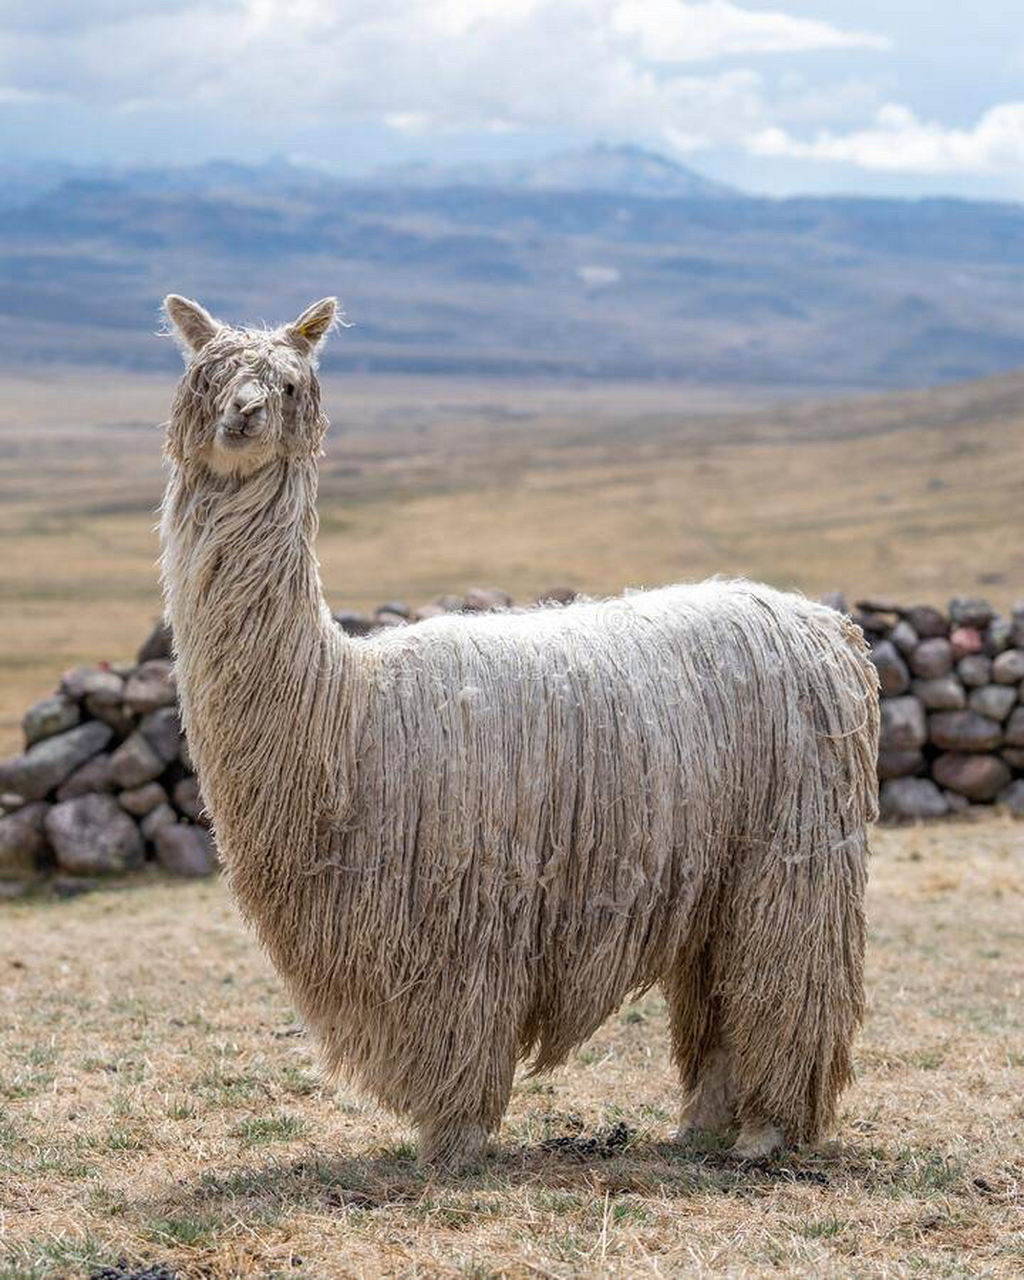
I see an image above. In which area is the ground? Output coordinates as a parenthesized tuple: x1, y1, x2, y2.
(1, 821, 1022, 1278)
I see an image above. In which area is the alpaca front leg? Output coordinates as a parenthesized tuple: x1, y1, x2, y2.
(416, 1115, 491, 1170)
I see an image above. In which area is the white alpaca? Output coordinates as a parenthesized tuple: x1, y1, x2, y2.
(159, 294, 879, 1167)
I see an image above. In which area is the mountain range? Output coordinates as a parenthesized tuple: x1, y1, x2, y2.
(3, 144, 1024, 388)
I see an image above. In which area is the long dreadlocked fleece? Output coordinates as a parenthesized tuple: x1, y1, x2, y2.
(160, 300, 880, 1165)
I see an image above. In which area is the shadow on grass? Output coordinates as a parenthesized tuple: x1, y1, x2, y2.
(131, 1124, 981, 1231)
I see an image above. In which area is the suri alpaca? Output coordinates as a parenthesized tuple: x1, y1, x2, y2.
(159, 294, 879, 1168)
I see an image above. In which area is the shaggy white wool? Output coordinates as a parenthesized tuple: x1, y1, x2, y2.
(159, 296, 880, 1167)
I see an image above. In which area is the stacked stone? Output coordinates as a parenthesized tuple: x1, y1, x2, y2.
(849, 595, 1024, 821)
(0, 621, 215, 894)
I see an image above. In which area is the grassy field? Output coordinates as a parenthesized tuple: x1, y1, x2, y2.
(3, 366, 1024, 750)
(0, 821, 1021, 1277)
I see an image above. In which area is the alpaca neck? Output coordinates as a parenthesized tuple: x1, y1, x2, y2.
(160, 457, 355, 859)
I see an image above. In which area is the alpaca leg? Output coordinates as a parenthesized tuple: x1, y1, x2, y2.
(716, 828, 869, 1156)
(416, 1115, 490, 1170)
(677, 1039, 734, 1139)
(663, 956, 734, 1142)
(411, 1031, 517, 1170)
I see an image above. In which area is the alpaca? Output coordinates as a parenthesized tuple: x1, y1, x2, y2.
(159, 294, 879, 1167)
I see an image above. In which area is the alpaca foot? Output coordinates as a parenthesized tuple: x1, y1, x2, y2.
(730, 1120, 783, 1160)
(417, 1118, 489, 1171)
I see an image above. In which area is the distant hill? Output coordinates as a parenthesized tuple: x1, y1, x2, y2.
(2, 149, 1024, 388)
(367, 143, 735, 199)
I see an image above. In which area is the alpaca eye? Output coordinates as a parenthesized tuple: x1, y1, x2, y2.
(285, 382, 296, 397)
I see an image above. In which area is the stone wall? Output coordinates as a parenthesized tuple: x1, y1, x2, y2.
(834, 592, 1024, 821)
(2, 585, 1021, 894)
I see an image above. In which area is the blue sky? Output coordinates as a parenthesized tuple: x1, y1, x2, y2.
(5, 0, 1024, 198)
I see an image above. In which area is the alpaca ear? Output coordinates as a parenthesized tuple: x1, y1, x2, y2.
(286, 297, 339, 353)
(163, 294, 220, 355)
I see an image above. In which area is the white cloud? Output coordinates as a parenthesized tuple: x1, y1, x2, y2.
(749, 101, 1024, 175)
(611, 0, 888, 62)
(0, 0, 884, 149)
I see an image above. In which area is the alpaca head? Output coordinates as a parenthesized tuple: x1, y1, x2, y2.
(162, 295, 339, 477)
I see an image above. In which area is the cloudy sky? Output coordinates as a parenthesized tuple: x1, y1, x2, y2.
(5, 0, 1024, 197)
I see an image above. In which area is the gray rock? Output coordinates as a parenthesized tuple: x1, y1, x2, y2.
(912, 676, 966, 711)
(536, 586, 577, 607)
(138, 707, 182, 763)
(154, 824, 218, 877)
(879, 778, 948, 821)
(949, 597, 995, 629)
(0, 802, 50, 879)
(1002, 747, 1024, 769)
(889, 620, 919, 655)
(333, 611, 374, 637)
(432, 593, 467, 613)
(172, 776, 206, 823)
(904, 605, 948, 638)
(968, 684, 1017, 723)
(22, 695, 80, 747)
(877, 749, 925, 780)
(56, 753, 115, 800)
(943, 790, 970, 814)
(118, 781, 168, 816)
(109, 732, 164, 789)
(376, 600, 411, 619)
(85, 696, 135, 737)
(0, 792, 26, 811)
(123, 660, 176, 714)
(909, 638, 954, 679)
(1004, 706, 1024, 747)
(933, 752, 1012, 801)
(997, 779, 1024, 817)
(0, 721, 113, 802)
(985, 619, 1013, 655)
(141, 802, 177, 841)
(136, 617, 173, 664)
(957, 655, 992, 688)
(929, 710, 1002, 752)
(412, 603, 446, 622)
(879, 696, 928, 751)
(44, 794, 144, 874)
(462, 586, 513, 612)
(870, 640, 910, 696)
(61, 665, 125, 705)
(374, 610, 408, 628)
(992, 649, 1024, 684)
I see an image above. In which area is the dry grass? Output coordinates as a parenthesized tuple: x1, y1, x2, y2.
(1, 821, 1022, 1278)
(4, 367, 1024, 750)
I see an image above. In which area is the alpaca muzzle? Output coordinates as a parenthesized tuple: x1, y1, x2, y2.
(219, 382, 269, 445)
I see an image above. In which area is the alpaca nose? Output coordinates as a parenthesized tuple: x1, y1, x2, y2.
(233, 393, 265, 419)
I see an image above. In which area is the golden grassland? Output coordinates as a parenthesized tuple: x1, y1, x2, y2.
(0, 821, 1022, 1278)
(3, 366, 1024, 751)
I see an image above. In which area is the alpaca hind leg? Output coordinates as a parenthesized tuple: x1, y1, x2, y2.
(717, 829, 869, 1157)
